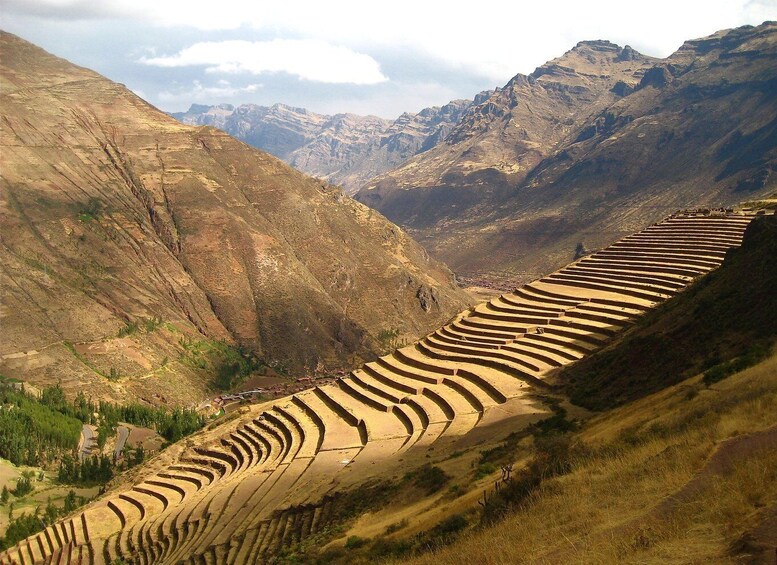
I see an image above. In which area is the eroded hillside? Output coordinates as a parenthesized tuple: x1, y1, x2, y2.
(0, 31, 470, 405)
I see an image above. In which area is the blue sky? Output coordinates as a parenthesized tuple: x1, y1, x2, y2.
(2, 0, 775, 118)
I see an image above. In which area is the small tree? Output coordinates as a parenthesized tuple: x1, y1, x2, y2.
(44, 499, 59, 524)
(1, 485, 8, 504)
(12, 476, 33, 497)
(573, 242, 587, 260)
(133, 446, 145, 467)
(63, 490, 77, 513)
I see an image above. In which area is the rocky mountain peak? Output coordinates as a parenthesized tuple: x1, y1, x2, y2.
(356, 23, 776, 290)
(573, 39, 622, 51)
(616, 44, 640, 61)
(667, 21, 775, 66)
(473, 89, 498, 104)
(530, 39, 651, 81)
(172, 96, 478, 193)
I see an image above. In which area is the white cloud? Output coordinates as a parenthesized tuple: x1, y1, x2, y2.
(141, 39, 388, 85)
(157, 80, 263, 104)
(316, 81, 462, 118)
(7, 0, 777, 85)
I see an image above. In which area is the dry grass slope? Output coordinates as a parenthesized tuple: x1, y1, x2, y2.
(399, 351, 777, 565)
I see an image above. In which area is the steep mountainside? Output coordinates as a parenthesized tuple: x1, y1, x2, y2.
(173, 97, 480, 194)
(356, 23, 777, 284)
(363, 40, 658, 196)
(0, 31, 470, 405)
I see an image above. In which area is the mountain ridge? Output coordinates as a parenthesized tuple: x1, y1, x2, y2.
(171, 96, 485, 194)
(355, 22, 777, 284)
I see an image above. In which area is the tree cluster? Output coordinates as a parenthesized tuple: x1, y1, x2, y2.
(96, 401, 204, 444)
(0, 383, 81, 466)
(57, 454, 113, 485)
(0, 380, 204, 469)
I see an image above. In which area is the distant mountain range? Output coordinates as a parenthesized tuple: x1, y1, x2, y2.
(171, 95, 491, 194)
(174, 24, 776, 287)
(356, 22, 777, 283)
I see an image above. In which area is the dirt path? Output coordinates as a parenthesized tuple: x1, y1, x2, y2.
(79, 424, 96, 461)
(114, 425, 130, 460)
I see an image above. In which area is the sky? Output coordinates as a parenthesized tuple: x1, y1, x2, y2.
(2, 0, 776, 118)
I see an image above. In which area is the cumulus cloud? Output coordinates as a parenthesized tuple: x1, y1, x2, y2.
(6, 0, 777, 83)
(141, 39, 388, 85)
(156, 80, 264, 107)
(4, 0, 776, 115)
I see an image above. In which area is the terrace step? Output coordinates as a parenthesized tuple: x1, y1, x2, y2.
(293, 389, 365, 450)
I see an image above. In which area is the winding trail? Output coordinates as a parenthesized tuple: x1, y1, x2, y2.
(79, 425, 96, 462)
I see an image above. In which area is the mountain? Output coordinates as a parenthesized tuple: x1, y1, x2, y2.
(0, 31, 470, 406)
(356, 23, 777, 285)
(172, 97, 481, 194)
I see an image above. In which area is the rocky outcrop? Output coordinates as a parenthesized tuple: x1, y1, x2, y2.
(0, 31, 471, 405)
(360, 40, 657, 197)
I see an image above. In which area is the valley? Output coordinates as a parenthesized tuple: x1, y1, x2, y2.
(1, 16, 776, 565)
(171, 98, 481, 195)
(2, 207, 771, 564)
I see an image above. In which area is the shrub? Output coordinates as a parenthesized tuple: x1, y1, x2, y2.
(11, 476, 33, 498)
(384, 518, 409, 534)
(432, 514, 468, 536)
(345, 535, 367, 550)
(702, 365, 728, 386)
(703, 342, 772, 386)
(444, 484, 465, 499)
(405, 464, 451, 495)
(377, 328, 404, 351)
(368, 537, 413, 559)
(475, 462, 498, 480)
(480, 435, 582, 524)
(117, 321, 139, 337)
(77, 197, 103, 223)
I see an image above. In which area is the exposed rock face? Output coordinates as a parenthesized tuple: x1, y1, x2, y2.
(0, 31, 470, 405)
(172, 98, 478, 194)
(364, 40, 657, 197)
(355, 23, 777, 284)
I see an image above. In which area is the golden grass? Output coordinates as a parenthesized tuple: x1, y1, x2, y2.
(396, 352, 777, 564)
